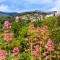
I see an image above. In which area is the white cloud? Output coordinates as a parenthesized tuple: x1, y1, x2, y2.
(0, 5, 12, 12)
(0, 0, 60, 12)
(47, 0, 60, 11)
(16, 9, 31, 13)
(16, 8, 42, 13)
(23, 0, 60, 11)
(49, 7, 60, 11)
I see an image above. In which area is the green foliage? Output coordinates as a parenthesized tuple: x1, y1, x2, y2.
(19, 26, 28, 37)
(44, 16, 58, 30)
(19, 19, 30, 27)
(12, 21, 20, 38)
(20, 52, 31, 60)
(57, 15, 60, 26)
(44, 16, 60, 43)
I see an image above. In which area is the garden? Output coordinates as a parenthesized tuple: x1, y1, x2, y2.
(0, 15, 60, 60)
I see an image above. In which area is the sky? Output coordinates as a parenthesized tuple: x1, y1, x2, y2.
(0, 0, 60, 12)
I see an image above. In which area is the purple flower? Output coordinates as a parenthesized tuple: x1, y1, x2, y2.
(13, 47, 19, 53)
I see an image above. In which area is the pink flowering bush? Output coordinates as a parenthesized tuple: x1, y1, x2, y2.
(3, 20, 11, 30)
(33, 45, 40, 57)
(27, 23, 60, 60)
(0, 50, 7, 60)
(45, 39, 54, 51)
(0, 18, 60, 60)
(3, 20, 13, 41)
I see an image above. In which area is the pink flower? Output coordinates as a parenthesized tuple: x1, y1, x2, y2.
(33, 50, 38, 57)
(34, 45, 40, 49)
(3, 20, 11, 30)
(45, 45, 49, 49)
(13, 47, 19, 53)
(0, 50, 7, 60)
(42, 25, 48, 33)
(47, 47, 54, 51)
(47, 39, 53, 44)
(3, 33, 13, 40)
(43, 25, 48, 30)
(33, 45, 40, 57)
(45, 39, 54, 51)
(4, 21, 10, 25)
(42, 52, 47, 57)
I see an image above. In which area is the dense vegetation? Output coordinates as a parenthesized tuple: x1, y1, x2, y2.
(0, 15, 60, 60)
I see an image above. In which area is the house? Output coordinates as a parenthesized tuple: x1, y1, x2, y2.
(45, 11, 57, 18)
(55, 11, 60, 16)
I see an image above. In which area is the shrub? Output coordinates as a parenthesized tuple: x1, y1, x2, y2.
(44, 16, 60, 43)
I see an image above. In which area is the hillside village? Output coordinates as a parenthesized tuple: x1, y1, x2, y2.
(15, 10, 58, 22)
